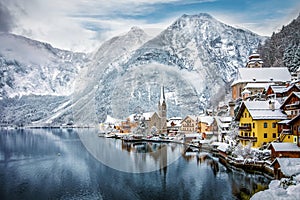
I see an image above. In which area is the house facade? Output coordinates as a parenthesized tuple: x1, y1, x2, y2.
(180, 115, 199, 133)
(235, 100, 288, 148)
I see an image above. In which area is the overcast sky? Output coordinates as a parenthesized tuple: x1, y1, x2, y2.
(1, 0, 299, 52)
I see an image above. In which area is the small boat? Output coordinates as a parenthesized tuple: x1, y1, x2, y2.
(104, 133, 117, 138)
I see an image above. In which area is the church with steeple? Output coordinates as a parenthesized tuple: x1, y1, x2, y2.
(158, 86, 167, 133)
(121, 86, 168, 134)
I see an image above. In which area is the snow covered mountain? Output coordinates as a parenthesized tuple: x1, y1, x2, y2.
(0, 13, 266, 126)
(0, 33, 88, 99)
(93, 13, 265, 122)
(0, 33, 88, 125)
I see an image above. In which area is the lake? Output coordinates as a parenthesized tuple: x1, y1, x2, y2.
(0, 128, 270, 200)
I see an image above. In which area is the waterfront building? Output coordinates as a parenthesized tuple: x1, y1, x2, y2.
(215, 116, 232, 142)
(271, 158, 300, 179)
(167, 117, 182, 134)
(268, 142, 300, 161)
(235, 100, 288, 148)
(180, 115, 199, 133)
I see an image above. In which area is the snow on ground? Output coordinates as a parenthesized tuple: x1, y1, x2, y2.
(251, 174, 300, 200)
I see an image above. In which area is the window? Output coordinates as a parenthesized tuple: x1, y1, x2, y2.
(294, 137, 297, 143)
(241, 132, 244, 136)
(245, 113, 247, 118)
(264, 122, 268, 128)
(264, 133, 267, 138)
(253, 123, 255, 128)
(252, 142, 256, 147)
(272, 123, 276, 128)
(273, 133, 276, 138)
(253, 132, 255, 137)
(245, 132, 248, 137)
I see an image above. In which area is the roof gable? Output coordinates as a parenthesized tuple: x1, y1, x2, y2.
(280, 92, 300, 109)
(269, 142, 300, 152)
(236, 100, 287, 120)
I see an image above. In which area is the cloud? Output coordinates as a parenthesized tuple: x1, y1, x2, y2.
(2, 0, 299, 52)
(0, 1, 15, 32)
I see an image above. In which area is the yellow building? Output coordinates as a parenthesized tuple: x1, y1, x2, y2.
(235, 100, 288, 148)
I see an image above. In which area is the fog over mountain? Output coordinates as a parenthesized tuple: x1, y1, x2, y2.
(0, 13, 267, 126)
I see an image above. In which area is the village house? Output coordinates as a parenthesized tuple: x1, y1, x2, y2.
(180, 115, 199, 133)
(268, 142, 300, 161)
(235, 100, 287, 148)
(266, 84, 300, 100)
(271, 158, 300, 179)
(167, 117, 182, 135)
(215, 116, 232, 142)
(280, 92, 300, 119)
(277, 92, 300, 146)
(197, 116, 217, 139)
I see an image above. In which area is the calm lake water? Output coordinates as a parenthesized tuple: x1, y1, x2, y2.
(0, 128, 270, 200)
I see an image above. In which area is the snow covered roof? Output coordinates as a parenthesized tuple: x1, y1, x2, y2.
(105, 115, 121, 124)
(245, 83, 273, 90)
(270, 142, 300, 152)
(280, 92, 300, 109)
(217, 143, 230, 152)
(272, 158, 300, 177)
(240, 100, 287, 120)
(220, 117, 232, 123)
(128, 112, 156, 122)
(167, 118, 182, 127)
(241, 89, 251, 94)
(143, 112, 156, 120)
(268, 85, 287, 93)
(277, 119, 292, 124)
(199, 116, 214, 125)
(232, 67, 291, 86)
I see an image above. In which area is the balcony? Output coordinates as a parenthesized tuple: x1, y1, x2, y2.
(281, 129, 292, 134)
(239, 124, 252, 131)
(285, 101, 300, 110)
(237, 135, 257, 142)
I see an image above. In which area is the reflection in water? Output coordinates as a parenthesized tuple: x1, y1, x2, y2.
(0, 129, 270, 200)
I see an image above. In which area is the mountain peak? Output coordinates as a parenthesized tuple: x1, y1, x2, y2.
(127, 26, 148, 38)
(181, 13, 213, 20)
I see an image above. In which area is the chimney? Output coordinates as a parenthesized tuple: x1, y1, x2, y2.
(269, 100, 275, 111)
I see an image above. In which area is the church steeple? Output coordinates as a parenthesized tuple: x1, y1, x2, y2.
(160, 86, 165, 105)
(158, 86, 167, 133)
